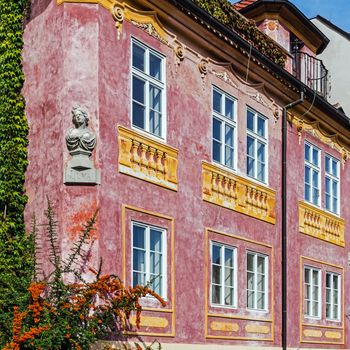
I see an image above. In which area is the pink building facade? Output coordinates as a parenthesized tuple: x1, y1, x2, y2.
(23, 0, 350, 349)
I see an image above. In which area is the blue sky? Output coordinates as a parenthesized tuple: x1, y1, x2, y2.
(288, 0, 350, 32)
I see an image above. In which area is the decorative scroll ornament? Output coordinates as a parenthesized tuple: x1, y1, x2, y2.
(64, 106, 100, 185)
(198, 59, 208, 86)
(112, 3, 124, 40)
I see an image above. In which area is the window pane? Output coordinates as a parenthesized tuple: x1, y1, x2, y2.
(257, 117, 265, 137)
(325, 156, 330, 173)
(225, 248, 234, 268)
(150, 111, 161, 137)
(247, 272, 254, 290)
(212, 285, 221, 304)
(312, 170, 319, 188)
(150, 252, 162, 275)
(247, 110, 254, 131)
(133, 76, 145, 103)
(326, 273, 331, 288)
(150, 275, 162, 295)
(149, 53, 161, 80)
(305, 183, 311, 202)
(212, 265, 221, 284)
(312, 270, 319, 286)
(333, 197, 338, 214)
(225, 267, 234, 287)
(247, 290, 254, 308)
(133, 225, 145, 248)
(132, 43, 145, 71)
(312, 301, 319, 316)
(257, 142, 265, 162)
(332, 159, 338, 176)
(304, 268, 310, 283)
(247, 254, 254, 272)
(212, 245, 221, 265)
(224, 287, 234, 306)
(257, 274, 265, 291)
(213, 118, 221, 140)
(225, 97, 234, 119)
(225, 146, 234, 168)
(225, 125, 234, 147)
(149, 85, 161, 111)
(150, 229, 162, 252)
(247, 136, 255, 157)
(312, 148, 319, 166)
(133, 249, 145, 272)
(305, 143, 310, 161)
(257, 161, 265, 181)
(213, 141, 221, 163)
(257, 291, 265, 309)
(133, 272, 146, 287)
(133, 103, 145, 128)
(257, 256, 265, 273)
(213, 90, 222, 114)
(305, 166, 311, 184)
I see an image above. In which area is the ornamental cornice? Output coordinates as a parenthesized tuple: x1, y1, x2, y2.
(289, 113, 350, 165)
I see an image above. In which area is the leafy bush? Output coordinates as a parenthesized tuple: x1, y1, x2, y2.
(2, 202, 165, 350)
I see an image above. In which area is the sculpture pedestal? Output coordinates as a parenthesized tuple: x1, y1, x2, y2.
(64, 150, 100, 185)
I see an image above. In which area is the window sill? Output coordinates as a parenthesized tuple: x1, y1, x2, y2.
(202, 161, 276, 224)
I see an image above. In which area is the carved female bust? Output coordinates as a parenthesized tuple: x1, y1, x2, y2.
(66, 106, 96, 154)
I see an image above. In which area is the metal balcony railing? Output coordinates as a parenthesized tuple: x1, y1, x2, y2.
(292, 51, 329, 99)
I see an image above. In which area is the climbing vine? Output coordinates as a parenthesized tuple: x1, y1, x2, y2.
(0, 0, 34, 347)
(192, 0, 286, 66)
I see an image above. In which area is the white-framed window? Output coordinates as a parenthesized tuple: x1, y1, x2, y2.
(326, 272, 340, 321)
(246, 251, 268, 311)
(325, 155, 340, 214)
(246, 108, 268, 183)
(304, 142, 321, 206)
(132, 222, 167, 298)
(211, 242, 237, 307)
(131, 39, 166, 138)
(304, 266, 321, 318)
(212, 87, 237, 170)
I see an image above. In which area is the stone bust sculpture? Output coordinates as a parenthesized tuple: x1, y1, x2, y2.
(66, 106, 96, 154)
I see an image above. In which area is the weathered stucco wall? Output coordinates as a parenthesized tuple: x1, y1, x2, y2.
(22, 1, 349, 348)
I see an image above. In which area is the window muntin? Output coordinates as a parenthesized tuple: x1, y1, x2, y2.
(211, 242, 236, 307)
(325, 155, 340, 214)
(246, 252, 268, 310)
(326, 272, 340, 321)
(212, 88, 237, 170)
(132, 222, 166, 298)
(304, 142, 321, 206)
(246, 108, 268, 183)
(304, 266, 321, 318)
(131, 40, 165, 138)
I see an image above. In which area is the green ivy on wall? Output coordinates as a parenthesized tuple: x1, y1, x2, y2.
(192, 0, 286, 66)
(0, 0, 34, 346)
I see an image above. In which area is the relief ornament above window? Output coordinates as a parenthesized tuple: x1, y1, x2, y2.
(64, 106, 100, 185)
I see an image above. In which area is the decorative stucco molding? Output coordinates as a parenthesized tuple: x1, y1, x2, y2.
(211, 62, 280, 122)
(298, 201, 345, 247)
(56, 0, 114, 10)
(202, 162, 276, 224)
(118, 126, 178, 191)
(129, 315, 168, 328)
(289, 113, 350, 165)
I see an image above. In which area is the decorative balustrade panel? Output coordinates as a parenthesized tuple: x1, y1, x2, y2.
(118, 126, 178, 191)
(299, 201, 345, 247)
(202, 162, 276, 224)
